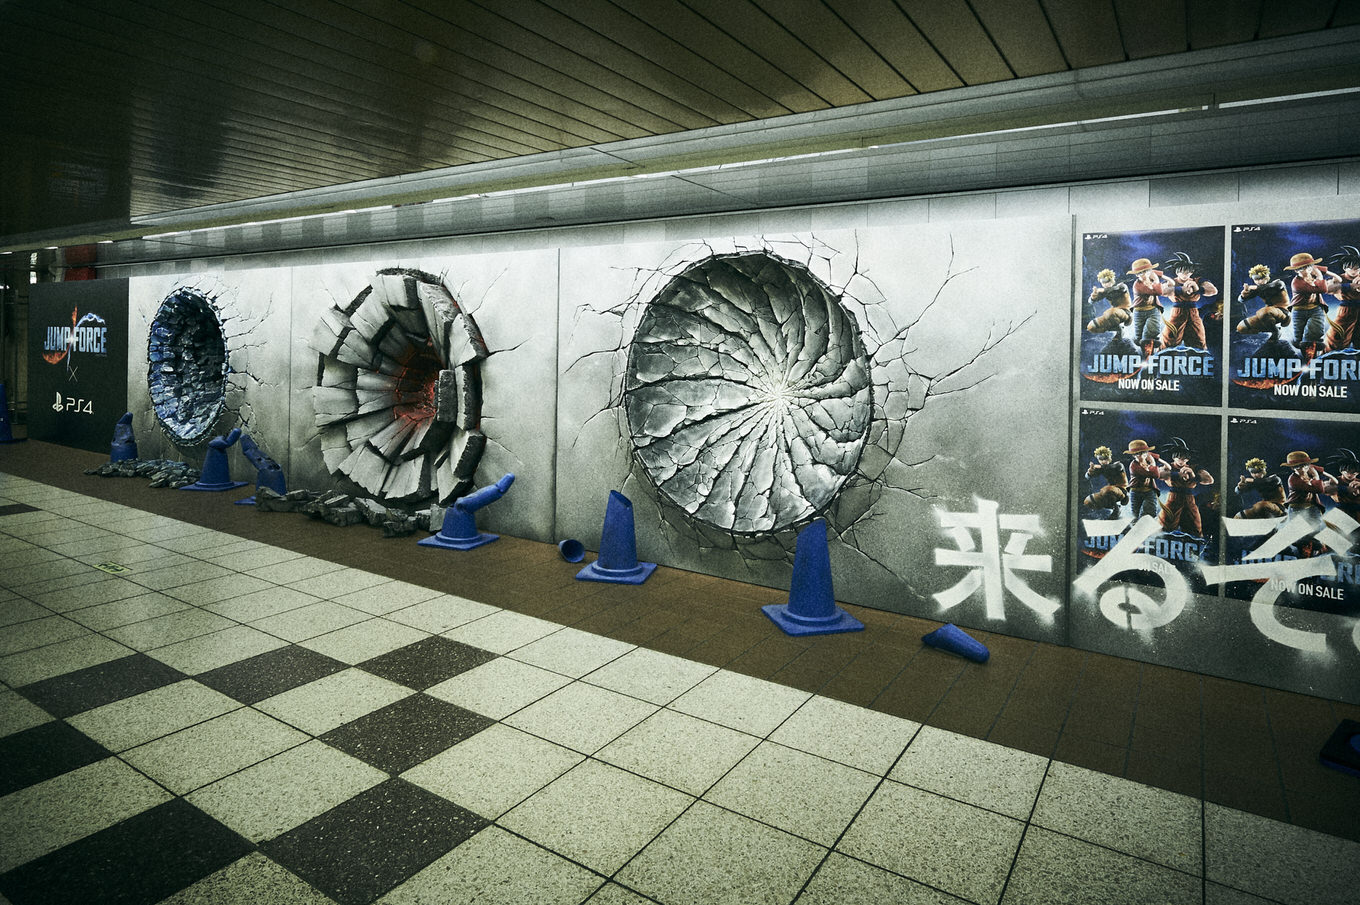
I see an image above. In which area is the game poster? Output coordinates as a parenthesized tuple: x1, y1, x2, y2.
(27, 279, 130, 454)
(1221, 416, 1359, 617)
(1228, 219, 1360, 413)
(1075, 408, 1222, 608)
(1079, 227, 1225, 406)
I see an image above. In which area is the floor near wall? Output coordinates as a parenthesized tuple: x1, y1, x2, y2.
(8, 439, 1360, 905)
(3, 438, 1356, 850)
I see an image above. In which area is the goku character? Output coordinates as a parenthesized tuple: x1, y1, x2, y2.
(1160, 252, 1218, 350)
(1323, 448, 1360, 523)
(1234, 457, 1285, 518)
(1325, 245, 1360, 353)
(1082, 445, 1128, 518)
(1129, 258, 1173, 360)
(1158, 437, 1213, 535)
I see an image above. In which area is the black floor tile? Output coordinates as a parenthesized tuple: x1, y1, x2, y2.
(0, 503, 40, 516)
(0, 720, 112, 796)
(0, 798, 253, 905)
(197, 644, 347, 704)
(320, 694, 494, 774)
(261, 778, 487, 905)
(16, 654, 186, 718)
(357, 636, 497, 690)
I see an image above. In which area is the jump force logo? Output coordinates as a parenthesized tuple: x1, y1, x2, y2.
(41, 307, 109, 376)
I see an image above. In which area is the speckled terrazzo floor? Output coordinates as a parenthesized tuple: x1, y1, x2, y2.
(1, 452, 1359, 904)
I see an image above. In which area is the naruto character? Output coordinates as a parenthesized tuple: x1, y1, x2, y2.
(1235, 264, 1299, 358)
(1082, 445, 1129, 518)
(1285, 252, 1331, 362)
(1234, 457, 1285, 518)
(1129, 258, 1173, 360)
(1086, 270, 1138, 356)
(1323, 448, 1360, 523)
(1325, 245, 1360, 353)
(1124, 438, 1166, 520)
(1158, 437, 1214, 535)
(1160, 251, 1218, 351)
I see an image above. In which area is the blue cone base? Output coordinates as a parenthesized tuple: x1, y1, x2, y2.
(418, 531, 499, 550)
(1319, 720, 1360, 778)
(180, 480, 249, 492)
(577, 560, 656, 584)
(234, 496, 257, 506)
(922, 623, 990, 663)
(762, 602, 864, 636)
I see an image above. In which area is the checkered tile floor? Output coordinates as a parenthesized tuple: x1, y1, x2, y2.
(2, 473, 1358, 905)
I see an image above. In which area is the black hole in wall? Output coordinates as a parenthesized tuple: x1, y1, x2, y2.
(148, 288, 229, 445)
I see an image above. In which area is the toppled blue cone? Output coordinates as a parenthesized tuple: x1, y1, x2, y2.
(922, 623, 990, 663)
(1319, 719, 1360, 778)
(0, 382, 23, 444)
(235, 433, 286, 505)
(420, 473, 515, 550)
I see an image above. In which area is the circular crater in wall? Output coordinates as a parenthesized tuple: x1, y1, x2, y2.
(148, 288, 229, 444)
(310, 268, 488, 503)
(625, 251, 873, 534)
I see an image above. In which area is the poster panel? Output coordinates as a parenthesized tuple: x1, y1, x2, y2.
(1074, 407, 1221, 603)
(27, 280, 130, 453)
(1222, 415, 1359, 617)
(1078, 227, 1224, 406)
(1228, 218, 1360, 412)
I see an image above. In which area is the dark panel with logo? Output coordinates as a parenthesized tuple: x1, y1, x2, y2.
(28, 280, 130, 453)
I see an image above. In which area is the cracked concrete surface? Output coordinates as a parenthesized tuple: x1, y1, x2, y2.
(310, 268, 488, 504)
(625, 252, 872, 534)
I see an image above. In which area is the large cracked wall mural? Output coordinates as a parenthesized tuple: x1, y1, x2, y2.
(625, 252, 873, 535)
(558, 224, 1072, 644)
(309, 267, 487, 503)
(119, 211, 1357, 705)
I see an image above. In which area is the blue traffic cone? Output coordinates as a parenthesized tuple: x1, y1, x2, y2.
(577, 490, 656, 584)
(181, 428, 249, 492)
(922, 623, 990, 663)
(235, 434, 286, 505)
(558, 539, 585, 562)
(0, 383, 24, 444)
(109, 412, 138, 462)
(419, 473, 515, 550)
(763, 519, 864, 636)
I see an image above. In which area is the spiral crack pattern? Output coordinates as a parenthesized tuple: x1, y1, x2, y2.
(625, 252, 872, 534)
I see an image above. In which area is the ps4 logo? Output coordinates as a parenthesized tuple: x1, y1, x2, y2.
(1081, 409, 1105, 416)
(51, 391, 94, 415)
(1084, 234, 1108, 240)
(1229, 417, 1258, 424)
(1233, 226, 1262, 232)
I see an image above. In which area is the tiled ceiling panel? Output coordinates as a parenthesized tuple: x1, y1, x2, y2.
(0, 0, 1354, 246)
